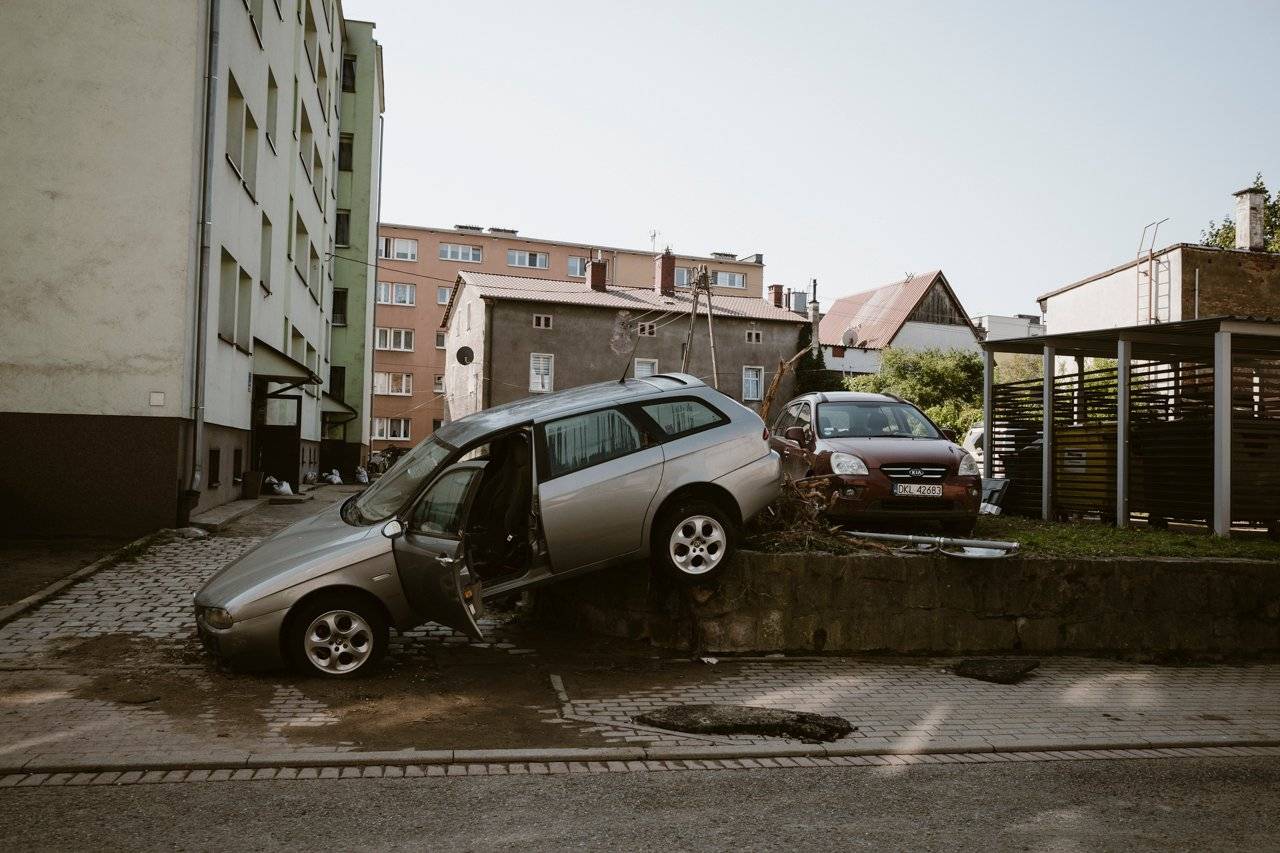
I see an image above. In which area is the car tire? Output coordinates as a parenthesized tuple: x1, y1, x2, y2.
(286, 592, 388, 678)
(652, 499, 737, 585)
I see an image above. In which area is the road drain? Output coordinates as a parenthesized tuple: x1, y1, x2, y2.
(635, 704, 855, 743)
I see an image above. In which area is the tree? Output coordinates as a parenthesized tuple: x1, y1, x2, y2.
(793, 323, 845, 393)
(847, 348, 984, 434)
(1201, 173, 1280, 252)
(995, 352, 1041, 384)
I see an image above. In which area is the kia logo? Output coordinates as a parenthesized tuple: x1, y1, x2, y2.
(909, 467, 924, 478)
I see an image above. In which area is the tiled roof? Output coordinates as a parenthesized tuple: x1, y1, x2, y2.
(818, 271, 943, 349)
(446, 271, 808, 326)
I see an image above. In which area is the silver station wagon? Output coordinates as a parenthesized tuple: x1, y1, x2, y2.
(194, 374, 781, 677)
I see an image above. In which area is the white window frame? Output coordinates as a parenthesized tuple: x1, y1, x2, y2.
(745, 329, 762, 344)
(508, 249, 549, 269)
(713, 270, 747, 289)
(374, 371, 413, 396)
(742, 366, 764, 401)
(380, 237, 417, 261)
(394, 283, 416, 305)
(532, 313, 553, 329)
(439, 243, 482, 263)
(567, 256, 587, 277)
(435, 330, 446, 349)
(374, 417, 411, 441)
(437, 286, 451, 305)
(375, 327, 415, 351)
(637, 321, 656, 337)
(674, 267, 693, 288)
(529, 353, 554, 393)
(634, 358, 658, 378)
(433, 374, 445, 393)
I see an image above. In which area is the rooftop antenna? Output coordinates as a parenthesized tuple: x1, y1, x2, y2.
(649, 229, 661, 252)
(1135, 217, 1171, 324)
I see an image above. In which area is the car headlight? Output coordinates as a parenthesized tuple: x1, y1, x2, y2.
(957, 452, 980, 476)
(830, 452, 869, 476)
(201, 607, 234, 630)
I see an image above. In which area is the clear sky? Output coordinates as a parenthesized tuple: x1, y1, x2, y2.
(343, 0, 1279, 314)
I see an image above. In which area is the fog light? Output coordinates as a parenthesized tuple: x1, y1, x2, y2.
(202, 607, 234, 630)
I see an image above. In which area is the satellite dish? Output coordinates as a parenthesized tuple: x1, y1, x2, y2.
(456, 346, 474, 365)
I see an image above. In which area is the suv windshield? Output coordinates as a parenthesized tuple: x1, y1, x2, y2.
(816, 401, 941, 439)
(345, 436, 455, 525)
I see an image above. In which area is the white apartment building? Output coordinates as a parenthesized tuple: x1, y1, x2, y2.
(0, 0, 375, 535)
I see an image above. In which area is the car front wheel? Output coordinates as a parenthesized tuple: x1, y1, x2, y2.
(287, 593, 388, 678)
(652, 499, 736, 584)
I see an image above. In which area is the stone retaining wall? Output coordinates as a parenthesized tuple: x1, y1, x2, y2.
(532, 551, 1280, 656)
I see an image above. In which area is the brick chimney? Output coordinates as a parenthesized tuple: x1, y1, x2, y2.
(587, 255, 607, 291)
(1234, 186, 1267, 251)
(653, 248, 675, 296)
(768, 283, 783, 308)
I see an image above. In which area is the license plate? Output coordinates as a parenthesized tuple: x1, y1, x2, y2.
(894, 483, 942, 497)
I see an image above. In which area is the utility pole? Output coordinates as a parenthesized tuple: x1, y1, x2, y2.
(808, 278, 821, 358)
(680, 278, 701, 373)
(703, 267, 719, 389)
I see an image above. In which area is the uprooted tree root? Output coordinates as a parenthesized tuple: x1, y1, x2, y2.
(743, 476, 893, 556)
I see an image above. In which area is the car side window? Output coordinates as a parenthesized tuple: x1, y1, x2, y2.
(773, 403, 798, 436)
(639, 399, 725, 439)
(410, 468, 479, 537)
(794, 403, 813, 436)
(542, 408, 643, 479)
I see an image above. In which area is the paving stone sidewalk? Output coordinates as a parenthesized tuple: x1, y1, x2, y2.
(1, 499, 1278, 775)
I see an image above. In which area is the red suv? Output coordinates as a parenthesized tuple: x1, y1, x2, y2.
(769, 391, 980, 534)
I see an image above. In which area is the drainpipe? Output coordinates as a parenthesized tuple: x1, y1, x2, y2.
(184, 0, 220, 520)
(367, 113, 385, 451)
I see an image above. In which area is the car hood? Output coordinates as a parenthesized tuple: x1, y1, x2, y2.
(195, 500, 390, 610)
(818, 437, 963, 468)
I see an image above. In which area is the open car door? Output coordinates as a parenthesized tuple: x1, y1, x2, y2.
(390, 462, 486, 640)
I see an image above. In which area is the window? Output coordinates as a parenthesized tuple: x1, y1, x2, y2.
(439, 243, 482, 263)
(298, 107, 314, 179)
(373, 417, 411, 441)
(331, 288, 347, 325)
(329, 365, 346, 400)
(634, 358, 658, 378)
(217, 249, 251, 349)
(713, 271, 747, 289)
(435, 330, 446, 349)
(208, 448, 222, 487)
(259, 212, 272, 292)
(341, 54, 357, 92)
(246, 0, 265, 37)
(507, 249, 549, 269)
(392, 283, 416, 305)
(636, 322, 656, 337)
(432, 418, 443, 432)
(742, 366, 764, 401)
(567, 256, 587, 277)
(224, 74, 258, 193)
(374, 372, 413, 396)
(745, 329, 762, 344)
(675, 267, 693, 287)
(266, 69, 279, 147)
(338, 133, 353, 171)
(308, 243, 321, 294)
(815, 401, 941, 439)
(375, 327, 414, 351)
(437, 286, 451, 305)
(409, 468, 477, 536)
(378, 236, 418, 261)
(233, 448, 244, 481)
(335, 209, 350, 246)
(543, 409, 642, 479)
(529, 353, 554, 393)
(433, 375, 444, 393)
(236, 267, 252, 346)
(640, 399, 725, 438)
(533, 314, 553, 329)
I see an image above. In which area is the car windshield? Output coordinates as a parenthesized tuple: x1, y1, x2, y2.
(816, 401, 940, 439)
(345, 436, 456, 525)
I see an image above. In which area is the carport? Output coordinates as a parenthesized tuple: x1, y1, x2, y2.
(980, 316, 1280, 536)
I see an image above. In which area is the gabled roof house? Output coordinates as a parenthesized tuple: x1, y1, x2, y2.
(818, 271, 980, 374)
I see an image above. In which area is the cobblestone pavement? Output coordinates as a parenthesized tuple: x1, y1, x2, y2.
(2, 494, 1279, 776)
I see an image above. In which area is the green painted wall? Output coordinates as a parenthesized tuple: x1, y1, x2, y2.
(329, 19, 383, 456)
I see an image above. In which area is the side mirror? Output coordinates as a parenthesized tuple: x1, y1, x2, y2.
(784, 426, 807, 444)
(942, 428, 958, 442)
(381, 519, 404, 539)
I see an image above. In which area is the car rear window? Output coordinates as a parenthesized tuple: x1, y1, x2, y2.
(543, 408, 643, 479)
(639, 399, 725, 438)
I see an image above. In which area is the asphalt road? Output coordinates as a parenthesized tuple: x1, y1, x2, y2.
(4, 758, 1278, 851)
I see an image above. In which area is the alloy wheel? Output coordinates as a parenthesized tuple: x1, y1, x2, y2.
(668, 515, 727, 576)
(304, 609, 374, 675)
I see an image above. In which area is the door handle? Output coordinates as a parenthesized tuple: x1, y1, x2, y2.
(435, 555, 456, 566)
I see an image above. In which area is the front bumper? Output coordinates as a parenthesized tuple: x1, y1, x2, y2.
(195, 606, 290, 671)
(816, 473, 981, 523)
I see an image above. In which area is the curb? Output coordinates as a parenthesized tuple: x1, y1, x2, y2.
(0, 530, 163, 630)
(191, 498, 269, 531)
(8, 736, 1280, 777)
